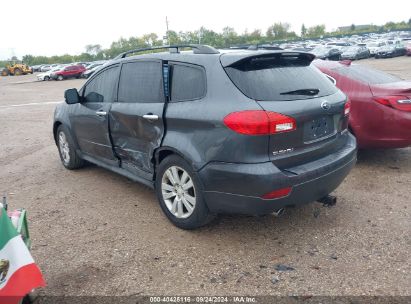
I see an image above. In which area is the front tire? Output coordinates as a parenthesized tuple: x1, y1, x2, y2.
(155, 155, 214, 229)
(56, 125, 85, 170)
(14, 68, 22, 76)
(57, 75, 64, 81)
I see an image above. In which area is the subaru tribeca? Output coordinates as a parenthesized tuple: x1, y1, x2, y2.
(53, 44, 357, 229)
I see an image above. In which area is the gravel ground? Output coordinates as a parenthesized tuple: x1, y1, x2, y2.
(0, 57, 410, 297)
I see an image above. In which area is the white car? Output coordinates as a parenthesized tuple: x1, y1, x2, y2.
(40, 64, 60, 72)
(367, 41, 388, 56)
(37, 66, 64, 81)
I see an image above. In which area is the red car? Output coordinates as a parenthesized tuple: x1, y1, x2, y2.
(314, 59, 411, 149)
(406, 42, 411, 56)
(51, 65, 85, 81)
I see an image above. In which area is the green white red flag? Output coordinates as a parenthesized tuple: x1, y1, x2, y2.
(0, 208, 45, 304)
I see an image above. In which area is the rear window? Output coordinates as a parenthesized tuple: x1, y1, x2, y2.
(225, 55, 338, 101)
(170, 63, 206, 101)
(333, 64, 402, 84)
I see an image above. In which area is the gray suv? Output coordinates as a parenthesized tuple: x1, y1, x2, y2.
(54, 44, 357, 229)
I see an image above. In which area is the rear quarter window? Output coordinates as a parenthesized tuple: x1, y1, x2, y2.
(225, 55, 338, 101)
(170, 63, 206, 101)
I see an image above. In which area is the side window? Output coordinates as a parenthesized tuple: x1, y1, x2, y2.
(170, 64, 206, 102)
(83, 66, 119, 103)
(118, 61, 163, 103)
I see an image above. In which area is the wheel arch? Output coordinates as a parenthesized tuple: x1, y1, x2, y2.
(153, 147, 199, 183)
(53, 121, 63, 145)
(53, 121, 80, 151)
(154, 147, 192, 167)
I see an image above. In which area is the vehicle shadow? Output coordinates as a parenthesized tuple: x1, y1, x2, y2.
(192, 202, 341, 246)
(356, 147, 411, 170)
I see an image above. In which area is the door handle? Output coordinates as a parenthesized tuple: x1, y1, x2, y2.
(143, 114, 159, 121)
(96, 111, 107, 116)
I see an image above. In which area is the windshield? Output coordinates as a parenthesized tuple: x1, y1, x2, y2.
(224, 55, 338, 101)
(344, 46, 359, 52)
(334, 64, 402, 85)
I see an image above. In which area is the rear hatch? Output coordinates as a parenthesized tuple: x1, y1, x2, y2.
(222, 51, 349, 169)
(369, 81, 411, 112)
(369, 81, 411, 96)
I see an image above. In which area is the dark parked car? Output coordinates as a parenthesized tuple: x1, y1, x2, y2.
(310, 47, 342, 60)
(51, 65, 85, 80)
(53, 45, 356, 229)
(375, 44, 406, 58)
(32, 65, 43, 72)
(341, 46, 370, 60)
(314, 59, 411, 149)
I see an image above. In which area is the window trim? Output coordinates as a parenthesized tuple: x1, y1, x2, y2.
(324, 73, 337, 85)
(81, 64, 120, 103)
(117, 59, 165, 104)
(168, 61, 207, 103)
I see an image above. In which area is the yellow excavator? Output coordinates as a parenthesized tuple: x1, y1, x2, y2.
(1, 61, 33, 76)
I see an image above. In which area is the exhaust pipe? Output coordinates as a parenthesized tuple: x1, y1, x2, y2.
(317, 195, 337, 207)
(272, 208, 285, 217)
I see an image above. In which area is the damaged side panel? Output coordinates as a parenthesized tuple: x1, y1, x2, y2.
(108, 59, 166, 179)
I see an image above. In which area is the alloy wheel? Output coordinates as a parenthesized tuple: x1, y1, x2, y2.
(58, 131, 70, 164)
(161, 166, 196, 219)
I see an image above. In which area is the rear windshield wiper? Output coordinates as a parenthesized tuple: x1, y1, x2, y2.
(280, 88, 320, 96)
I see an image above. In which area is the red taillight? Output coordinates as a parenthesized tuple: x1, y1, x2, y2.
(223, 110, 296, 135)
(373, 95, 411, 112)
(344, 99, 351, 116)
(262, 187, 292, 200)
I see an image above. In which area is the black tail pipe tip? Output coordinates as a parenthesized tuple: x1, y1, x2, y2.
(317, 195, 337, 207)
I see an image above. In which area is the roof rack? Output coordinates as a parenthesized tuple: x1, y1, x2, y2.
(247, 44, 283, 51)
(114, 44, 219, 59)
(228, 44, 283, 51)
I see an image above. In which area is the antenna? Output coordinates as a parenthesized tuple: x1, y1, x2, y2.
(164, 16, 169, 44)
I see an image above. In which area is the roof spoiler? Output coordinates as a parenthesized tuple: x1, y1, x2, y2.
(114, 44, 219, 59)
(220, 51, 316, 67)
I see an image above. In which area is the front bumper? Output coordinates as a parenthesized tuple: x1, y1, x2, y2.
(199, 134, 357, 215)
(376, 52, 394, 58)
(341, 55, 356, 60)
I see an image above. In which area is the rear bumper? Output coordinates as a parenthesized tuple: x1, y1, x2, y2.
(352, 103, 411, 149)
(199, 134, 357, 215)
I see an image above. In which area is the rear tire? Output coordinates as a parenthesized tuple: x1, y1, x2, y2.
(44, 76, 50, 81)
(56, 125, 85, 170)
(1, 69, 9, 76)
(155, 155, 215, 229)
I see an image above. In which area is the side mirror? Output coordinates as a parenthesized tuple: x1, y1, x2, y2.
(64, 88, 80, 104)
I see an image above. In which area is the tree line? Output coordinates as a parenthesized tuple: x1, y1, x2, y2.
(2, 19, 410, 66)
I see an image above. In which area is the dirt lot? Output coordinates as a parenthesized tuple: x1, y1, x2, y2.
(0, 57, 410, 297)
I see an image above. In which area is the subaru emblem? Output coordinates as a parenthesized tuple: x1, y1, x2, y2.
(321, 101, 331, 110)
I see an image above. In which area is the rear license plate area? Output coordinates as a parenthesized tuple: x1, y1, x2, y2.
(304, 116, 335, 143)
